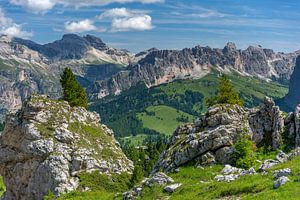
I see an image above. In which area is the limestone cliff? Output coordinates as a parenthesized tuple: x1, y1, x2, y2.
(0, 95, 133, 200)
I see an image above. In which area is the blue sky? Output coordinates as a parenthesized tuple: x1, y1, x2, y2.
(0, 0, 299, 53)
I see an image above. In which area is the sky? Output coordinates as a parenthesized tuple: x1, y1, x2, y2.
(0, 0, 299, 53)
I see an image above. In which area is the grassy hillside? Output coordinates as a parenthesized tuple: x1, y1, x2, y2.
(90, 72, 288, 145)
(138, 154, 300, 200)
(137, 105, 195, 136)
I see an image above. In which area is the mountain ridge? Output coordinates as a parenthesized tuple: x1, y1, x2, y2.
(0, 33, 299, 121)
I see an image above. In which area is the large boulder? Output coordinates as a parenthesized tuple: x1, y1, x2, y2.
(152, 104, 251, 173)
(0, 95, 133, 200)
(249, 97, 284, 150)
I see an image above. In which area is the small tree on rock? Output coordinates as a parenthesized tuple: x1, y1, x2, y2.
(60, 68, 88, 108)
(206, 74, 244, 107)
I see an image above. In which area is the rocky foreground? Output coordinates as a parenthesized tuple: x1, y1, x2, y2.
(123, 97, 300, 200)
(0, 95, 133, 200)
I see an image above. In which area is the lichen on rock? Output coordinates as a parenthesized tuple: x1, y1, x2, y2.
(0, 95, 133, 200)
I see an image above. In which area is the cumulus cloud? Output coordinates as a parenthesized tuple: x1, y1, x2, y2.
(64, 19, 98, 33)
(111, 15, 153, 31)
(9, 0, 164, 13)
(99, 8, 154, 32)
(99, 7, 147, 19)
(10, 0, 55, 13)
(0, 8, 32, 38)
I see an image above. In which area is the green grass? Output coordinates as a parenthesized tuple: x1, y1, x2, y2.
(57, 190, 118, 200)
(0, 177, 5, 196)
(139, 155, 300, 200)
(51, 171, 132, 200)
(137, 105, 195, 136)
(121, 134, 149, 146)
(159, 72, 288, 110)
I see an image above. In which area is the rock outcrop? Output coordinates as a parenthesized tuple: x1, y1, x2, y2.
(0, 95, 133, 200)
(152, 104, 251, 173)
(153, 97, 287, 173)
(249, 97, 284, 150)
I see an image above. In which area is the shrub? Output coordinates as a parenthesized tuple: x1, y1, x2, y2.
(232, 133, 256, 169)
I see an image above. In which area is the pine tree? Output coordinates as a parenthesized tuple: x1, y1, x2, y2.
(60, 68, 88, 108)
(206, 74, 243, 107)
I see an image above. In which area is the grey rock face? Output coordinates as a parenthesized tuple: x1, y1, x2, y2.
(274, 176, 290, 189)
(284, 56, 300, 110)
(0, 95, 133, 200)
(249, 97, 284, 150)
(153, 97, 288, 173)
(152, 104, 251, 173)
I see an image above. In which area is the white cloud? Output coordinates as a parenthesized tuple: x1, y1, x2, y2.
(99, 8, 154, 32)
(0, 8, 32, 38)
(10, 0, 55, 13)
(111, 15, 153, 31)
(9, 0, 164, 13)
(64, 19, 98, 33)
(99, 7, 147, 19)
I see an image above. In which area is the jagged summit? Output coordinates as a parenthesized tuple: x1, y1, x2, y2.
(12, 34, 133, 62)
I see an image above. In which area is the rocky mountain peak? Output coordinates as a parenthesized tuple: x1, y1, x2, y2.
(0, 95, 133, 199)
(84, 34, 107, 50)
(223, 42, 237, 53)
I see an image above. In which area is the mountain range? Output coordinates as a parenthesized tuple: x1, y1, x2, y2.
(0, 33, 299, 121)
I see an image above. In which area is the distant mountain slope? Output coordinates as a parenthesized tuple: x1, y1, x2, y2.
(0, 34, 134, 120)
(14, 34, 134, 65)
(88, 42, 299, 99)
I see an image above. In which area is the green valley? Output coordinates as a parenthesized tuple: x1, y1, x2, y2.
(90, 72, 288, 145)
